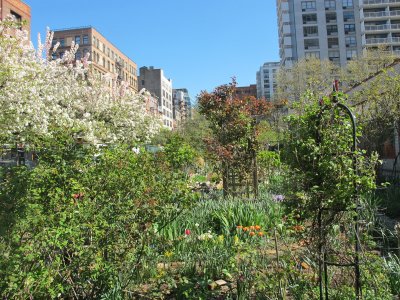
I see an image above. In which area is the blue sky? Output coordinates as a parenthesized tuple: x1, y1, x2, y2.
(26, 0, 279, 103)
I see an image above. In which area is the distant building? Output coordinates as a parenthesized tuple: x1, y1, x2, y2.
(174, 88, 192, 120)
(360, 0, 400, 54)
(235, 84, 257, 99)
(139, 66, 173, 129)
(140, 89, 160, 117)
(256, 62, 279, 100)
(172, 89, 184, 128)
(276, 0, 363, 68)
(53, 26, 138, 92)
(0, 0, 31, 34)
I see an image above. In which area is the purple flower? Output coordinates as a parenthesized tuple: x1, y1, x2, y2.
(272, 194, 285, 202)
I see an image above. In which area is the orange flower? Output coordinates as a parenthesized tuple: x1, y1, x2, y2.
(243, 227, 249, 232)
(249, 231, 256, 236)
(258, 231, 264, 237)
(292, 225, 305, 232)
(249, 226, 255, 230)
(255, 225, 261, 231)
(237, 225, 243, 229)
(300, 262, 309, 270)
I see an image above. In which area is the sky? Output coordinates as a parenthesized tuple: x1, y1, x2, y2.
(25, 0, 280, 103)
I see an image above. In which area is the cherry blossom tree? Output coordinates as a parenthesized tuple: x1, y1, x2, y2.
(0, 19, 161, 146)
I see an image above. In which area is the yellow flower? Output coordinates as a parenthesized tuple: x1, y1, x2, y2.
(234, 235, 239, 244)
(217, 235, 224, 243)
(164, 251, 174, 258)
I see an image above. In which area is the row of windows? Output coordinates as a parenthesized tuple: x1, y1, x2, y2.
(305, 24, 355, 37)
(92, 36, 136, 76)
(92, 50, 137, 88)
(163, 119, 173, 128)
(304, 49, 357, 60)
(304, 36, 357, 49)
(303, 11, 355, 25)
(74, 35, 89, 45)
(302, 0, 354, 11)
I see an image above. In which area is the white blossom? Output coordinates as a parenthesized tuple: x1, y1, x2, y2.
(0, 20, 162, 145)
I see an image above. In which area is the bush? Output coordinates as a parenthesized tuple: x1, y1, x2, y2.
(0, 136, 195, 298)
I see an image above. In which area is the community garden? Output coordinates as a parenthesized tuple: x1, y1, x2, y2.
(1, 19, 400, 299)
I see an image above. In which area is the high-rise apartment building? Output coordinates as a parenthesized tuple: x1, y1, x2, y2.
(360, 0, 400, 54)
(0, 0, 31, 34)
(256, 62, 280, 100)
(139, 67, 173, 129)
(277, 0, 363, 68)
(53, 27, 138, 92)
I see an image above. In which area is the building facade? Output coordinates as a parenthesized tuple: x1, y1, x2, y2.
(256, 62, 280, 100)
(360, 0, 400, 54)
(235, 84, 257, 99)
(172, 89, 184, 128)
(139, 67, 173, 129)
(277, 0, 363, 68)
(53, 27, 138, 92)
(0, 0, 31, 34)
(174, 88, 192, 120)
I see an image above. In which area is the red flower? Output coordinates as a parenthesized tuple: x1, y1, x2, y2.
(185, 229, 191, 235)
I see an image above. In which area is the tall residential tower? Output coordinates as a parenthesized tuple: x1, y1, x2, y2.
(360, 0, 400, 54)
(277, 0, 363, 68)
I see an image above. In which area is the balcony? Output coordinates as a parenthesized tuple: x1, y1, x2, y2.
(362, 0, 400, 5)
(364, 36, 400, 45)
(364, 23, 400, 31)
(365, 37, 389, 44)
(363, 11, 388, 19)
(364, 24, 390, 31)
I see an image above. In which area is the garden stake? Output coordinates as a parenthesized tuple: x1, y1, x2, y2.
(274, 227, 284, 300)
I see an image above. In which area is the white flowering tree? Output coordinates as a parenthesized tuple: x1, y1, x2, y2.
(0, 19, 161, 146)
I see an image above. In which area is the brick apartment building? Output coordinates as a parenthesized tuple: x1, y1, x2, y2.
(0, 0, 31, 34)
(53, 26, 138, 92)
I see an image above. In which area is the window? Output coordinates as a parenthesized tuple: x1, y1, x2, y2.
(342, 0, 353, 8)
(75, 51, 82, 60)
(303, 14, 317, 24)
(343, 11, 355, 22)
(344, 24, 356, 34)
(52, 52, 57, 60)
(60, 38, 65, 47)
(59, 51, 64, 59)
(328, 38, 339, 48)
(346, 50, 357, 60)
(83, 35, 89, 44)
(345, 36, 357, 47)
(52, 39, 57, 47)
(10, 10, 22, 22)
(325, 0, 336, 10)
(305, 51, 320, 58)
(326, 12, 337, 23)
(301, 1, 316, 11)
(303, 26, 318, 37)
(83, 48, 89, 58)
(304, 39, 319, 49)
(75, 36, 81, 45)
(328, 50, 340, 63)
(327, 25, 338, 35)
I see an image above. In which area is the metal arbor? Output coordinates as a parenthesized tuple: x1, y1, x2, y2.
(316, 81, 361, 300)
